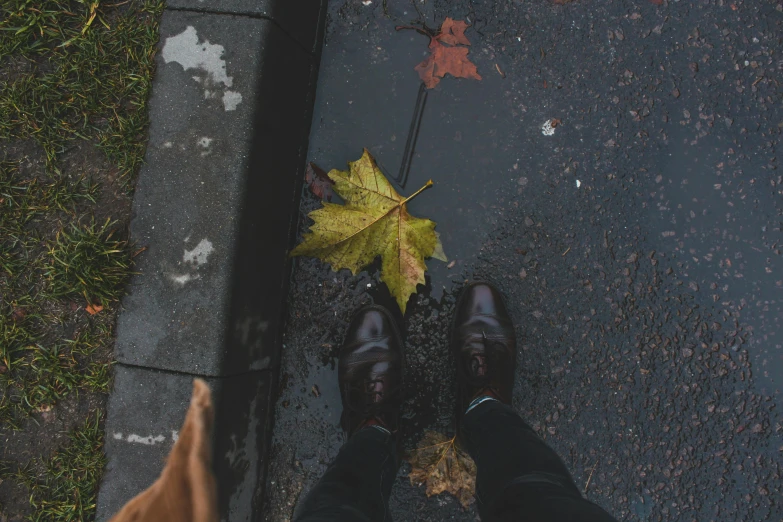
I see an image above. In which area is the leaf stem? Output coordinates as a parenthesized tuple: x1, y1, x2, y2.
(395, 24, 434, 39)
(401, 180, 433, 206)
(426, 436, 456, 479)
(413, 439, 453, 452)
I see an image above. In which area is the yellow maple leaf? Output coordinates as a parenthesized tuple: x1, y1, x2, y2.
(406, 431, 476, 509)
(290, 149, 446, 313)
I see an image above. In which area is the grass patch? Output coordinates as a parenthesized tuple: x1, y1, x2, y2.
(44, 219, 131, 306)
(0, 413, 106, 522)
(0, 161, 118, 427)
(0, 0, 163, 178)
(0, 0, 163, 518)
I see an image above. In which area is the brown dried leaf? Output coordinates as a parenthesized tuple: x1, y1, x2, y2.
(406, 431, 476, 508)
(436, 18, 472, 46)
(415, 18, 482, 89)
(11, 308, 26, 322)
(86, 303, 104, 315)
(416, 42, 482, 89)
(305, 162, 334, 201)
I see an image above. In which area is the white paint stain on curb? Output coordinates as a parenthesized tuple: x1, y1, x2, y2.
(197, 136, 213, 157)
(171, 273, 199, 285)
(183, 238, 214, 266)
(170, 238, 214, 287)
(113, 432, 167, 445)
(222, 90, 243, 111)
(161, 26, 242, 111)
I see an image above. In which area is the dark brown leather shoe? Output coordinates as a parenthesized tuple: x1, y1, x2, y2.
(452, 282, 516, 428)
(339, 305, 404, 438)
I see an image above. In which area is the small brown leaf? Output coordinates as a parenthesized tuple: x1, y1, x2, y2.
(305, 162, 334, 201)
(86, 303, 104, 315)
(416, 41, 482, 89)
(436, 18, 472, 46)
(11, 308, 26, 322)
(414, 18, 482, 89)
(407, 431, 476, 509)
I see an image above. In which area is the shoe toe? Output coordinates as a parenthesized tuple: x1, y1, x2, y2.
(339, 306, 403, 436)
(345, 306, 396, 344)
(457, 283, 509, 321)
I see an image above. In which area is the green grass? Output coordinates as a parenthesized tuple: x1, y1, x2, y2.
(44, 219, 132, 306)
(0, 413, 106, 522)
(0, 0, 163, 519)
(0, 161, 119, 427)
(0, 0, 163, 177)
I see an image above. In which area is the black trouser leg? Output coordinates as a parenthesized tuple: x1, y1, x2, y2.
(293, 426, 398, 522)
(460, 400, 618, 522)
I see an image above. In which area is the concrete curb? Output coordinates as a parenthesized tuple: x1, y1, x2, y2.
(96, 1, 326, 519)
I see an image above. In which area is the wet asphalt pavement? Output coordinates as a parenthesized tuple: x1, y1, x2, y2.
(264, 1, 782, 520)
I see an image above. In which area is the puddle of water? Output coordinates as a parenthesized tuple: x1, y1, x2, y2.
(292, 354, 341, 425)
(307, 22, 521, 300)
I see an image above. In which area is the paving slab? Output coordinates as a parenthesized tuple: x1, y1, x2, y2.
(96, 365, 272, 521)
(115, 9, 315, 377)
(166, 0, 326, 53)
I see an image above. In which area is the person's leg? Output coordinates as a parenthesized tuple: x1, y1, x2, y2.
(294, 306, 404, 522)
(452, 283, 617, 522)
(294, 426, 397, 522)
(461, 399, 617, 522)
